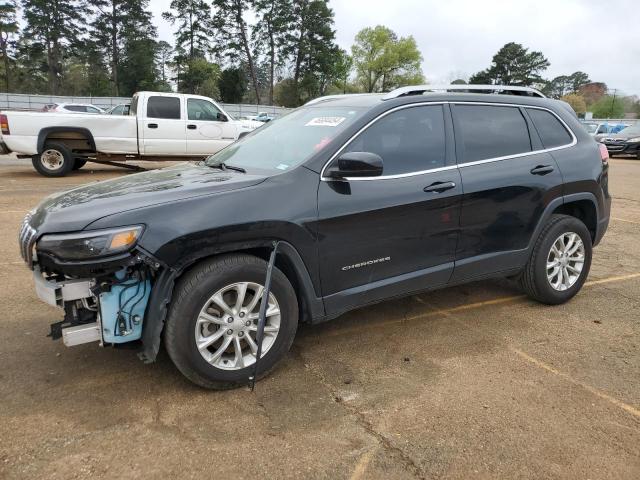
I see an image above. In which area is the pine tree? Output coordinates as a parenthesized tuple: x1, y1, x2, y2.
(90, 0, 158, 96)
(0, 1, 18, 92)
(212, 0, 261, 104)
(286, 0, 339, 102)
(163, 0, 215, 93)
(22, 0, 89, 94)
(253, 0, 291, 105)
(117, 3, 160, 96)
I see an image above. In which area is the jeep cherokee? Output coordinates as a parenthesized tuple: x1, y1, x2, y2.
(19, 85, 611, 389)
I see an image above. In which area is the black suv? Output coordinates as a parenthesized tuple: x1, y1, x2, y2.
(20, 85, 611, 389)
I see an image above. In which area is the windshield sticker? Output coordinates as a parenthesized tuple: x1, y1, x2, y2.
(305, 116, 346, 127)
(276, 164, 289, 170)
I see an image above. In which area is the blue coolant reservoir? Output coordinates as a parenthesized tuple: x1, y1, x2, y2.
(99, 269, 151, 344)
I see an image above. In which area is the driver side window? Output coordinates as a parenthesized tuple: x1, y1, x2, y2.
(188, 98, 223, 121)
(343, 105, 446, 175)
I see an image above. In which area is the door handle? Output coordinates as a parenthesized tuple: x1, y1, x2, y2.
(187, 124, 197, 130)
(424, 181, 456, 193)
(530, 165, 554, 175)
(148, 123, 158, 129)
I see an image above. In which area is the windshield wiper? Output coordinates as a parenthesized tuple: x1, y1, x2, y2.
(207, 162, 246, 173)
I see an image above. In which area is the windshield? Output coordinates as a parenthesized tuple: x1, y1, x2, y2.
(619, 125, 640, 136)
(205, 106, 366, 172)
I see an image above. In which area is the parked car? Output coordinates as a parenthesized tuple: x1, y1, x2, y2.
(106, 103, 130, 115)
(582, 121, 629, 137)
(598, 124, 640, 158)
(42, 103, 106, 114)
(19, 85, 610, 389)
(254, 112, 275, 122)
(0, 92, 262, 176)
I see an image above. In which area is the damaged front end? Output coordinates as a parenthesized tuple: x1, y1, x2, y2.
(20, 216, 161, 351)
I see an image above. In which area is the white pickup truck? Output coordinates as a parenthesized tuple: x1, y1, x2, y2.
(0, 91, 263, 177)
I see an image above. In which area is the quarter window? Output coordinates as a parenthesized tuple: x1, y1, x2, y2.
(188, 99, 223, 121)
(147, 96, 181, 119)
(454, 105, 531, 163)
(527, 108, 573, 148)
(342, 105, 446, 175)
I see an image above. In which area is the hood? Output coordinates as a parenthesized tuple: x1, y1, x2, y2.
(600, 127, 640, 141)
(29, 163, 267, 233)
(237, 118, 264, 130)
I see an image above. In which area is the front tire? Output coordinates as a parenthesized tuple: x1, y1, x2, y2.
(520, 214, 592, 305)
(31, 142, 74, 177)
(164, 254, 299, 389)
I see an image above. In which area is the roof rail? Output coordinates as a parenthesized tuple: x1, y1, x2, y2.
(304, 93, 377, 106)
(382, 84, 546, 100)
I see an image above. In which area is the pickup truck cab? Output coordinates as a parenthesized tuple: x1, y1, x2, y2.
(0, 91, 262, 177)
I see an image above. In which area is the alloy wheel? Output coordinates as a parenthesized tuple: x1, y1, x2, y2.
(194, 282, 281, 370)
(546, 232, 585, 291)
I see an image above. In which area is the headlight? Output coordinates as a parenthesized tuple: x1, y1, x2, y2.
(37, 226, 143, 261)
(627, 137, 640, 143)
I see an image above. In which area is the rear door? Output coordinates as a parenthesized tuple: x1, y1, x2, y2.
(185, 98, 238, 155)
(450, 103, 565, 281)
(317, 104, 462, 313)
(140, 95, 186, 155)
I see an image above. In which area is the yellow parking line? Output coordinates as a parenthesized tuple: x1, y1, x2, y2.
(322, 272, 639, 338)
(585, 272, 640, 286)
(511, 347, 640, 419)
(612, 217, 640, 225)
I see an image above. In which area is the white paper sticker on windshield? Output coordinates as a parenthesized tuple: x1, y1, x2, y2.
(305, 116, 346, 127)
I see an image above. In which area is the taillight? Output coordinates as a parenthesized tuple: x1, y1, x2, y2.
(598, 143, 609, 163)
(0, 114, 9, 135)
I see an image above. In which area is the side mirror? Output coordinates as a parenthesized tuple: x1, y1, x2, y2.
(325, 151, 383, 179)
(217, 112, 228, 122)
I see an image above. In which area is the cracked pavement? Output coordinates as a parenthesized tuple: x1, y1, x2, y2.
(1, 157, 639, 479)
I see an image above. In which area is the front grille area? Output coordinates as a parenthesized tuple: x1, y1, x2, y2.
(18, 213, 37, 268)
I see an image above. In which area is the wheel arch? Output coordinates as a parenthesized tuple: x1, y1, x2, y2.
(138, 240, 325, 364)
(37, 127, 96, 154)
(552, 196, 598, 242)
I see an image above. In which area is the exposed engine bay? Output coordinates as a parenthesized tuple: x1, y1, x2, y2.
(39, 265, 153, 348)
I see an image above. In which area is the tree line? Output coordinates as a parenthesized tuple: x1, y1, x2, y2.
(0, 1, 636, 115)
(0, 1, 424, 107)
(465, 42, 639, 118)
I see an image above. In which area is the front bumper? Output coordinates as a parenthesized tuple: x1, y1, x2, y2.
(601, 141, 640, 155)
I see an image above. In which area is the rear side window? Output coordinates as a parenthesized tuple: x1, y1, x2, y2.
(147, 96, 181, 119)
(66, 105, 86, 112)
(454, 105, 531, 163)
(343, 105, 446, 175)
(527, 108, 573, 148)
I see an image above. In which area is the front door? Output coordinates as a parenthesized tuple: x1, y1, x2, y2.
(186, 98, 238, 155)
(450, 103, 566, 281)
(316, 104, 462, 314)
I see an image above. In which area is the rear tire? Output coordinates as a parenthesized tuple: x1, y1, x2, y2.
(164, 254, 298, 389)
(31, 142, 74, 177)
(519, 214, 592, 305)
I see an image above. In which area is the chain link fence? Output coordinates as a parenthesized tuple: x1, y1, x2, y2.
(0, 92, 291, 119)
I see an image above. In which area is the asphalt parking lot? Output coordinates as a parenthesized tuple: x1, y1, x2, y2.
(0, 157, 638, 479)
